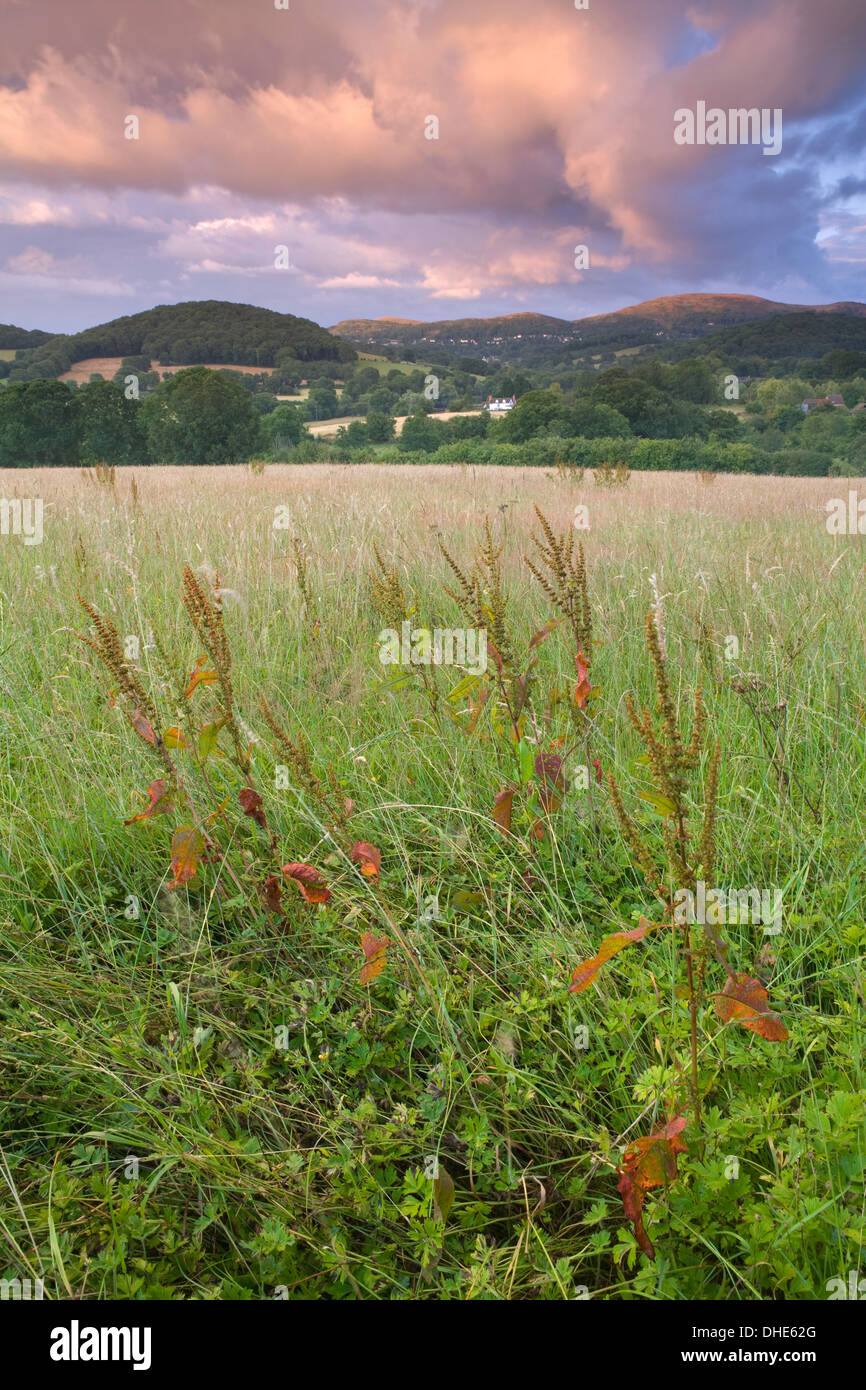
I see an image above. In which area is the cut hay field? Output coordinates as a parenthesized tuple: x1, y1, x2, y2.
(0, 464, 863, 1301)
(58, 359, 280, 385)
(306, 408, 487, 437)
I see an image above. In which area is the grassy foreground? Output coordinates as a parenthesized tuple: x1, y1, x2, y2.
(0, 463, 863, 1301)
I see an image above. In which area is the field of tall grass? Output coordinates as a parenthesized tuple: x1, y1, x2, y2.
(0, 463, 863, 1301)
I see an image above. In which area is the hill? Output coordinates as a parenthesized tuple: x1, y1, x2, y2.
(688, 311, 866, 361)
(6, 300, 356, 382)
(330, 311, 574, 348)
(0, 322, 55, 350)
(331, 294, 866, 358)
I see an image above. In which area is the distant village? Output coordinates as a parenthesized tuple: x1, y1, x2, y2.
(801, 393, 866, 413)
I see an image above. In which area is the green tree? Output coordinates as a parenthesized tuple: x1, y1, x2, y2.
(337, 420, 370, 448)
(704, 408, 743, 439)
(451, 412, 488, 440)
(400, 412, 444, 453)
(820, 349, 866, 379)
(365, 410, 395, 443)
(495, 389, 567, 442)
(368, 387, 397, 415)
(266, 367, 301, 394)
(669, 359, 718, 403)
(140, 366, 261, 464)
(565, 400, 632, 438)
(307, 385, 338, 420)
(260, 403, 306, 451)
(591, 369, 704, 438)
(0, 379, 81, 466)
(756, 377, 812, 411)
(799, 403, 854, 452)
(768, 405, 803, 434)
(349, 366, 381, 394)
(78, 380, 150, 465)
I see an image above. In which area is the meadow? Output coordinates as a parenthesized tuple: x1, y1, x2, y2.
(0, 463, 863, 1301)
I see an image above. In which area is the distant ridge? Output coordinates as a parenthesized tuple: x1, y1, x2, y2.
(330, 293, 866, 353)
(6, 293, 866, 381)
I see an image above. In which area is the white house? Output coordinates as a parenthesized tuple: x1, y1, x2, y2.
(801, 394, 846, 413)
(485, 394, 517, 412)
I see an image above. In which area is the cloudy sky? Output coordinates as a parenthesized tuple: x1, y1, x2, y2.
(0, 0, 864, 334)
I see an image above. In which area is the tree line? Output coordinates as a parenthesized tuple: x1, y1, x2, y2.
(3, 350, 865, 474)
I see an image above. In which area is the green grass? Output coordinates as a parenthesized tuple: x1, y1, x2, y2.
(0, 463, 863, 1301)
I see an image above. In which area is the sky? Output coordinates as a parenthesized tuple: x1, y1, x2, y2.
(0, 0, 864, 335)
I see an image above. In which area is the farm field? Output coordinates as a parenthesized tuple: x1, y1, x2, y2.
(58, 358, 283, 386)
(0, 464, 864, 1301)
(306, 408, 491, 438)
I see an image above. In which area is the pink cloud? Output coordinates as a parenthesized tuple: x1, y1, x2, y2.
(0, 0, 864, 325)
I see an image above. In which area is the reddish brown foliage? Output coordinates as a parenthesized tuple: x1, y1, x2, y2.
(360, 932, 389, 985)
(351, 841, 381, 881)
(282, 862, 331, 904)
(263, 874, 284, 915)
(130, 708, 156, 744)
(492, 787, 515, 835)
(617, 1116, 688, 1258)
(169, 825, 206, 889)
(124, 779, 175, 825)
(238, 786, 267, 828)
(714, 972, 788, 1041)
(184, 654, 218, 699)
(574, 649, 592, 711)
(569, 917, 659, 994)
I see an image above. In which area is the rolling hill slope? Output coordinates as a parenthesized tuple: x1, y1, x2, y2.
(331, 294, 866, 356)
(0, 322, 55, 350)
(5, 300, 356, 382)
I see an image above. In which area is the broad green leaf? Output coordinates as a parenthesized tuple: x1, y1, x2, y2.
(451, 889, 486, 914)
(198, 717, 227, 761)
(377, 670, 416, 692)
(518, 738, 535, 786)
(447, 672, 483, 703)
(433, 1164, 455, 1222)
(637, 789, 677, 818)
